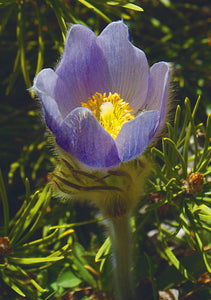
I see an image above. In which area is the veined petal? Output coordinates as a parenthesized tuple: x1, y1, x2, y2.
(56, 24, 111, 105)
(97, 21, 149, 109)
(35, 93, 63, 135)
(33, 68, 76, 118)
(145, 62, 170, 122)
(33, 21, 171, 169)
(115, 110, 160, 161)
(56, 108, 121, 168)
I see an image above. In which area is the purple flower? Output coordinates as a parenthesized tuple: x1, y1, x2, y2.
(33, 21, 170, 169)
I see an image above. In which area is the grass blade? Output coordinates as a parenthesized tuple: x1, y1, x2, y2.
(77, 0, 111, 23)
(17, 4, 31, 88)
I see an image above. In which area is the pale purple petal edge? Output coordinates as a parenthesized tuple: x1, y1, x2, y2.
(56, 107, 121, 168)
(115, 110, 160, 161)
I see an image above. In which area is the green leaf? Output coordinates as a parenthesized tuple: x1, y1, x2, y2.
(195, 231, 211, 273)
(5, 50, 21, 95)
(46, 0, 67, 42)
(48, 243, 72, 258)
(95, 236, 111, 272)
(1, 273, 26, 297)
(173, 105, 181, 142)
(35, 2, 44, 75)
(0, 169, 9, 235)
(177, 102, 189, 147)
(162, 238, 195, 282)
(15, 187, 51, 246)
(14, 265, 47, 293)
(182, 97, 201, 171)
(0, 5, 14, 34)
(17, 4, 31, 88)
(160, 0, 171, 7)
(106, 1, 143, 11)
(20, 229, 59, 249)
(156, 210, 195, 282)
(24, 177, 31, 204)
(95, 236, 111, 262)
(50, 217, 103, 230)
(151, 147, 165, 162)
(185, 204, 211, 273)
(77, 0, 112, 23)
(199, 205, 211, 225)
(163, 137, 187, 178)
(166, 122, 174, 140)
(185, 98, 200, 170)
(182, 101, 192, 168)
(57, 269, 82, 288)
(121, 3, 143, 11)
(0, 0, 17, 8)
(197, 150, 211, 173)
(197, 114, 211, 171)
(72, 243, 97, 288)
(179, 212, 196, 250)
(162, 138, 174, 177)
(158, 252, 207, 290)
(145, 253, 157, 300)
(9, 190, 40, 245)
(9, 256, 64, 265)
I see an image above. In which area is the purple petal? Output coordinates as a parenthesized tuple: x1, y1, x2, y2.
(97, 21, 149, 110)
(56, 107, 121, 168)
(33, 68, 77, 118)
(36, 93, 63, 135)
(56, 24, 112, 105)
(115, 110, 160, 161)
(33, 72, 64, 134)
(145, 62, 170, 121)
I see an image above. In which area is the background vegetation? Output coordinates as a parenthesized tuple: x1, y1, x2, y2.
(0, 1, 210, 299)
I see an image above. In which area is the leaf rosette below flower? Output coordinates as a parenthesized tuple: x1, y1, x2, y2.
(32, 21, 171, 217)
(50, 152, 152, 218)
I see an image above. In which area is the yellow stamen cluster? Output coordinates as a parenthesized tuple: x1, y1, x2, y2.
(81, 92, 134, 139)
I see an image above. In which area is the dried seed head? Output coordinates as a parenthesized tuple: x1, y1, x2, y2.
(183, 172, 204, 194)
(0, 237, 13, 257)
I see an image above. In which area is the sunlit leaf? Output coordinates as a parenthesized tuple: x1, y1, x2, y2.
(77, 0, 111, 23)
(72, 243, 97, 288)
(106, 1, 143, 11)
(9, 256, 65, 265)
(57, 269, 82, 288)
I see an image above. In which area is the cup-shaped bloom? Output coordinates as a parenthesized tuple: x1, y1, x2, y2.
(32, 21, 170, 170)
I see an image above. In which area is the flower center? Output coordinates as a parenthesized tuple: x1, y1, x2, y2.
(81, 92, 134, 139)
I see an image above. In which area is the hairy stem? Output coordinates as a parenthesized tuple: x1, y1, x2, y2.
(109, 213, 135, 300)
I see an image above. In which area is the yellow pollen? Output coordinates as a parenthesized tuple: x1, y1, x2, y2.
(81, 92, 134, 139)
(100, 102, 115, 117)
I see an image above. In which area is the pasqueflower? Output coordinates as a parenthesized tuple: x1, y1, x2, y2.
(33, 21, 171, 300)
(33, 21, 170, 170)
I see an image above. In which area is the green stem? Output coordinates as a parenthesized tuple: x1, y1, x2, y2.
(109, 213, 135, 300)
